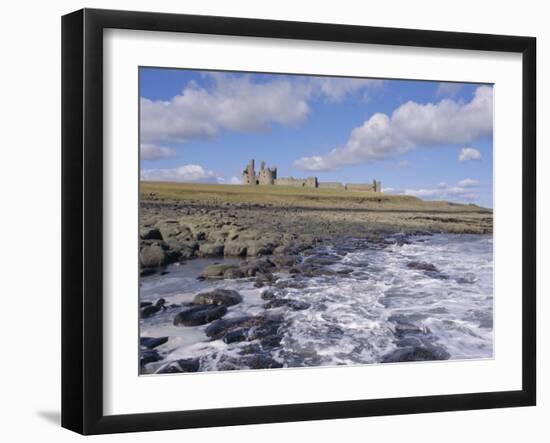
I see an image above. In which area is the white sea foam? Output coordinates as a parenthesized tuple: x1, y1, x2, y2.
(140, 234, 493, 372)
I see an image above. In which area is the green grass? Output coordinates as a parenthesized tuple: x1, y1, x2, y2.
(140, 181, 491, 213)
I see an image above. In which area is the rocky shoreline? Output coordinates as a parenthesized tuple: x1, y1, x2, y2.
(139, 200, 492, 274)
(139, 199, 493, 374)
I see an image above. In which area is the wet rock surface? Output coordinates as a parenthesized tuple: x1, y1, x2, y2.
(156, 358, 201, 374)
(173, 304, 228, 326)
(193, 289, 243, 307)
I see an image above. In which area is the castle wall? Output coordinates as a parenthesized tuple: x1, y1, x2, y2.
(346, 180, 382, 192)
(241, 159, 381, 192)
(274, 177, 317, 188)
(346, 183, 376, 192)
(318, 181, 345, 189)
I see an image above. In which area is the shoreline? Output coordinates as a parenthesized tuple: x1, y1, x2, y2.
(139, 194, 492, 275)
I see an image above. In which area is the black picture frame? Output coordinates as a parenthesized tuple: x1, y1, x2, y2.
(61, 8, 537, 435)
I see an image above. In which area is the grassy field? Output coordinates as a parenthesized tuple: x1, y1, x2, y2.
(140, 181, 491, 213)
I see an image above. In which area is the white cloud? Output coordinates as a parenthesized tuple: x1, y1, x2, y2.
(311, 77, 383, 102)
(141, 75, 310, 145)
(403, 179, 480, 202)
(459, 147, 482, 162)
(140, 143, 176, 160)
(436, 82, 463, 98)
(457, 178, 479, 188)
(141, 74, 381, 146)
(140, 164, 222, 183)
(294, 86, 493, 171)
(229, 176, 242, 185)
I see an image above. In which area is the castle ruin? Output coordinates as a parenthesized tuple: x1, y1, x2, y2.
(241, 159, 381, 192)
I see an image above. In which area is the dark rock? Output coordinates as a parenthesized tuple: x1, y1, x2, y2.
(261, 289, 278, 301)
(406, 261, 439, 272)
(205, 315, 284, 348)
(141, 304, 162, 318)
(242, 258, 277, 276)
(156, 358, 200, 374)
(193, 289, 242, 307)
(140, 227, 163, 240)
(305, 255, 340, 266)
(244, 354, 283, 369)
(264, 298, 310, 311)
(222, 329, 248, 344)
(140, 336, 168, 349)
(140, 349, 161, 367)
(258, 334, 283, 348)
(205, 316, 255, 340)
(274, 278, 309, 289)
(173, 304, 227, 326)
(382, 345, 451, 363)
(336, 268, 354, 275)
(140, 268, 157, 277)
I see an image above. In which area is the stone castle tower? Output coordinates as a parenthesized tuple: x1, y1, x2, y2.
(242, 159, 256, 185)
(242, 159, 277, 185)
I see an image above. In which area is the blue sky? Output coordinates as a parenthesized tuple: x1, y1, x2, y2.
(139, 68, 493, 208)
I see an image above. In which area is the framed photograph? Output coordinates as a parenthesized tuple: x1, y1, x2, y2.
(61, 8, 536, 435)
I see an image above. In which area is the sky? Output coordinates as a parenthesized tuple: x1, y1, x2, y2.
(139, 68, 494, 208)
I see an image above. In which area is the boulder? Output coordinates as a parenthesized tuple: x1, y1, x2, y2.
(382, 345, 450, 363)
(223, 242, 248, 257)
(193, 289, 242, 307)
(261, 289, 278, 301)
(204, 315, 283, 347)
(141, 304, 162, 318)
(140, 227, 163, 240)
(166, 239, 198, 259)
(200, 264, 239, 279)
(140, 349, 161, 367)
(140, 336, 168, 349)
(173, 304, 228, 326)
(198, 243, 224, 257)
(155, 220, 183, 239)
(205, 316, 255, 340)
(222, 329, 248, 344)
(140, 243, 166, 268)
